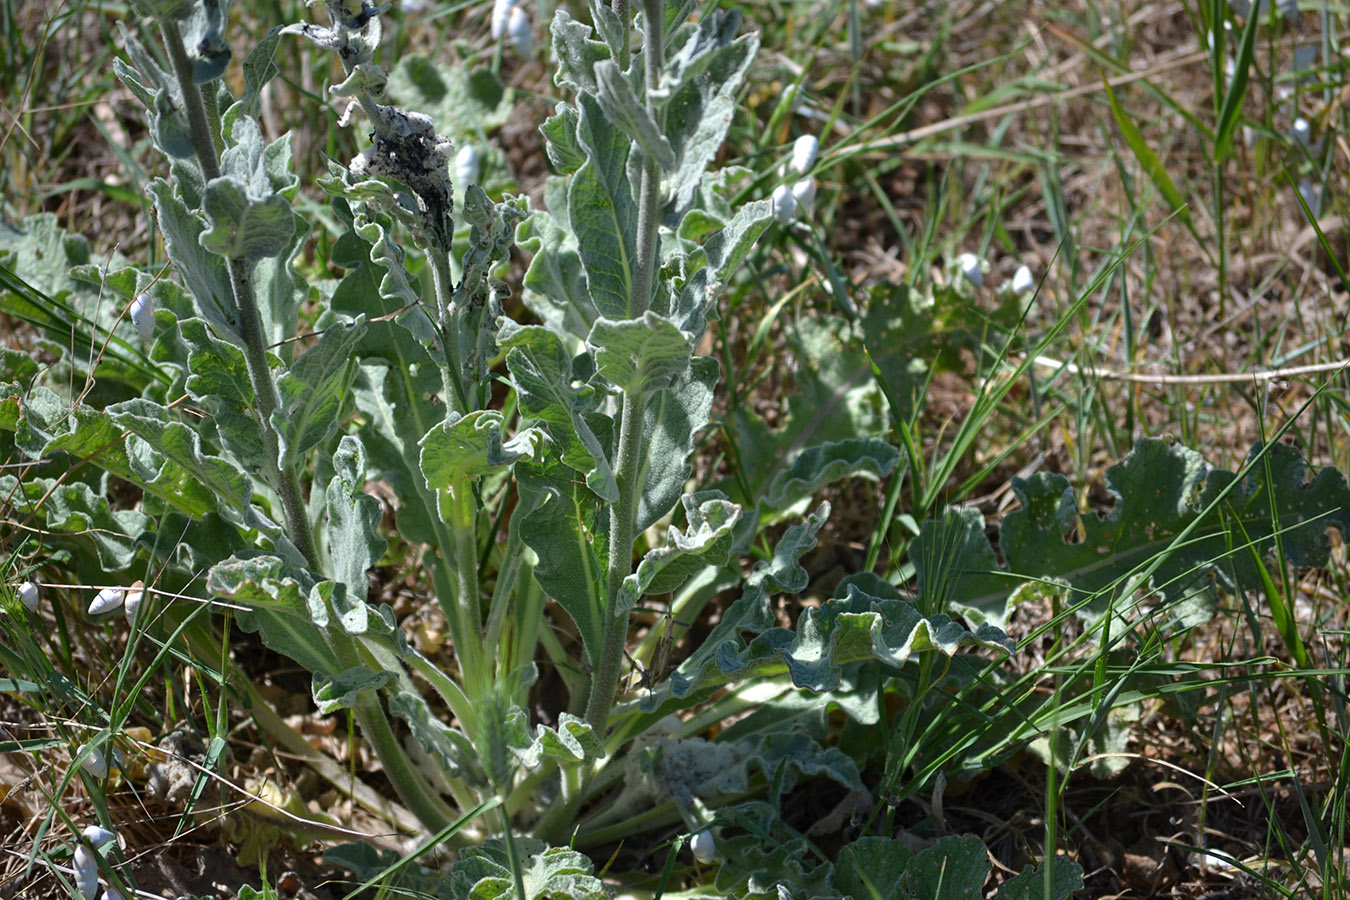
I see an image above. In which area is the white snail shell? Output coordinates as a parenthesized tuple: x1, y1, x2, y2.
(73, 846, 99, 900)
(79, 745, 108, 779)
(1011, 264, 1035, 295)
(82, 825, 116, 849)
(17, 580, 39, 612)
(130, 294, 155, 343)
(772, 184, 797, 224)
(89, 587, 124, 616)
(791, 134, 818, 175)
(507, 6, 532, 57)
(958, 252, 984, 288)
(791, 178, 816, 217)
(690, 829, 716, 862)
(455, 145, 481, 188)
(491, 0, 516, 39)
(123, 581, 145, 624)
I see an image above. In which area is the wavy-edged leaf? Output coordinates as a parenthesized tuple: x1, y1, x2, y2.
(670, 197, 773, 335)
(419, 409, 542, 489)
(714, 584, 1013, 693)
(641, 731, 859, 808)
(765, 438, 901, 511)
(0, 476, 148, 573)
(614, 491, 740, 616)
(920, 438, 1350, 630)
(500, 320, 617, 501)
(509, 711, 603, 769)
(389, 691, 485, 785)
(326, 435, 387, 607)
(208, 554, 340, 678)
(662, 16, 758, 218)
(150, 180, 239, 340)
(313, 666, 393, 715)
(549, 9, 610, 95)
(449, 839, 609, 900)
(643, 503, 830, 713)
(588, 312, 692, 396)
(108, 398, 253, 525)
(200, 176, 296, 261)
(180, 317, 268, 472)
(540, 104, 586, 176)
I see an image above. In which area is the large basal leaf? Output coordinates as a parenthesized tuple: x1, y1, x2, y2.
(639, 731, 859, 809)
(108, 398, 255, 526)
(714, 583, 1014, 693)
(208, 554, 341, 678)
(918, 438, 1350, 630)
(899, 835, 1001, 900)
(765, 437, 901, 512)
(861, 281, 1023, 423)
(730, 316, 888, 507)
(0, 476, 148, 574)
(642, 504, 830, 714)
(834, 837, 913, 900)
(500, 320, 617, 501)
(570, 93, 637, 320)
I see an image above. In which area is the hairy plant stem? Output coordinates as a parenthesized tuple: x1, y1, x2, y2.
(163, 18, 453, 833)
(450, 482, 489, 702)
(631, 0, 664, 317)
(163, 19, 320, 570)
(582, 0, 667, 739)
(584, 388, 644, 737)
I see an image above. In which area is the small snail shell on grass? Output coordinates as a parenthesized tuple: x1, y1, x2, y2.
(73, 845, 98, 900)
(17, 580, 39, 611)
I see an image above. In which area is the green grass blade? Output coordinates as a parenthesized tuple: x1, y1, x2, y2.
(1213, 0, 1260, 163)
(1099, 71, 1193, 232)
